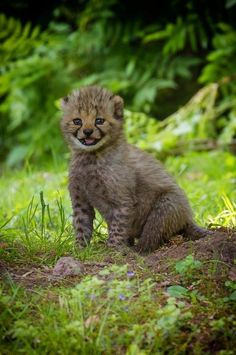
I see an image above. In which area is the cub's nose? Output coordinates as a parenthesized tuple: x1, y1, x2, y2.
(83, 128, 94, 137)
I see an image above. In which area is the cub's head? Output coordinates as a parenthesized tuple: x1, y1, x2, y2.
(60, 86, 124, 152)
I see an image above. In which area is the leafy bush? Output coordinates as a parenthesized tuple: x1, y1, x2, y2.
(0, 1, 236, 166)
(0, 17, 75, 165)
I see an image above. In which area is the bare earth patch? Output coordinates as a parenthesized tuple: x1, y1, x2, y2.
(145, 228, 236, 280)
(1, 228, 236, 289)
(0, 260, 114, 289)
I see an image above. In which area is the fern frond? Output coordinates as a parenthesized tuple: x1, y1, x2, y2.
(0, 13, 40, 65)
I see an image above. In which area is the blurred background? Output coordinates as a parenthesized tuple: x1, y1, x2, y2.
(0, 0, 236, 167)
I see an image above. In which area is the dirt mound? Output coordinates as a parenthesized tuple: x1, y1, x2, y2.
(145, 228, 236, 279)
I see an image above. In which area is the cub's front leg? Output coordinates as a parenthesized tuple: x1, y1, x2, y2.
(69, 181, 95, 248)
(107, 203, 135, 248)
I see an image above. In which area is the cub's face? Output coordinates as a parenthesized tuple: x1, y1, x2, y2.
(61, 86, 123, 152)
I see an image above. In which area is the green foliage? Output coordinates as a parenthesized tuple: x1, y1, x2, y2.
(125, 83, 236, 157)
(0, 150, 236, 353)
(2, 262, 234, 354)
(224, 281, 236, 302)
(0, 3, 236, 351)
(208, 195, 236, 228)
(0, 15, 79, 165)
(199, 25, 236, 146)
(126, 79, 236, 156)
(175, 255, 202, 276)
(167, 285, 189, 298)
(226, 0, 236, 7)
(0, 13, 40, 66)
(0, 267, 194, 353)
(144, 15, 209, 54)
(0, 151, 235, 267)
(200, 24, 236, 86)
(0, 1, 236, 166)
(0, 284, 28, 341)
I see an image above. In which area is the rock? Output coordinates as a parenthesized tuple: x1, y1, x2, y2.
(52, 257, 84, 277)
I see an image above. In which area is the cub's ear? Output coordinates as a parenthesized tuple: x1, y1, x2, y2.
(112, 95, 124, 120)
(60, 95, 69, 111)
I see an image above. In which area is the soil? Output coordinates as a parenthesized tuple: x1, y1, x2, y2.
(145, 228, 236, 277)
(1, 228, 236, 289)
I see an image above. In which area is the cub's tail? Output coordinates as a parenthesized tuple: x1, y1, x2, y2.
(182, 223, 214, 241)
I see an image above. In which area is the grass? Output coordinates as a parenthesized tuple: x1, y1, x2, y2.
(0, 150, 236, 354)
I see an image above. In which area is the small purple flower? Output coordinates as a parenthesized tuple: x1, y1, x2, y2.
(89, 294, 96, 300)
(118, 294, 126, 301)
(127, 271, 135, 278)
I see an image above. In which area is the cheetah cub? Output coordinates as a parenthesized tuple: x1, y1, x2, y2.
(61, 86, 210, 252)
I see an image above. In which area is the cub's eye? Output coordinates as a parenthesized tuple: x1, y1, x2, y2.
(73, 118, 82, 125)
(95, 117, 105, 125)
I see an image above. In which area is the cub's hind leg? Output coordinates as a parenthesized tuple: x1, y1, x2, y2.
(136, 192, 192, 253)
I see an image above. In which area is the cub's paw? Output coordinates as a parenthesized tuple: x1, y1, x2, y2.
(106, 237, 129, 255)
(127, 236, 135, 246)
(75, 236, 90, 249)
(107, 236, 123, 248)
(133, 241, 154, 255)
